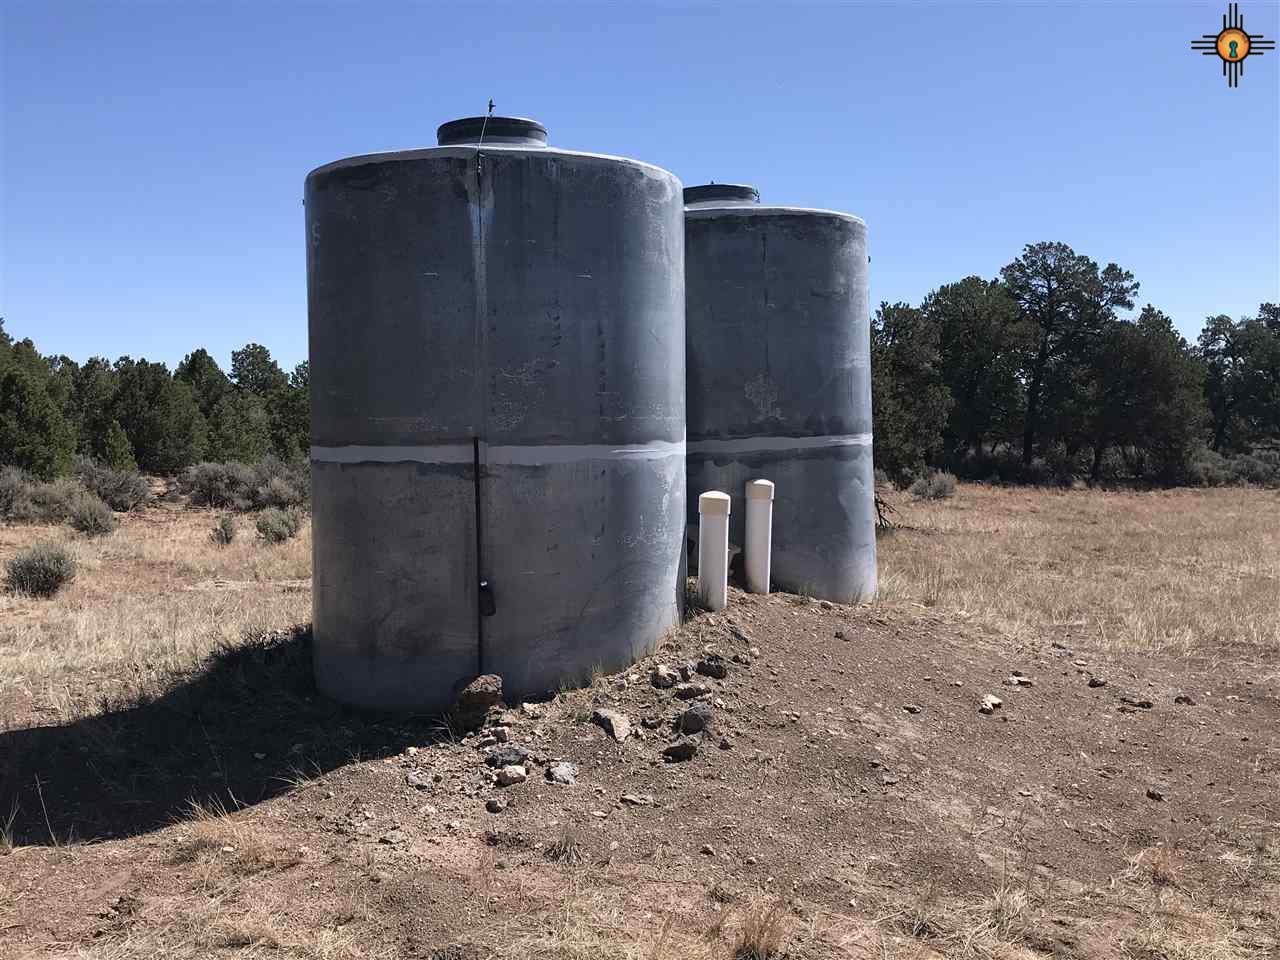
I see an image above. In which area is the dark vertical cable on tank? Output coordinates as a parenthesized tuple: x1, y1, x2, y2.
(473, 436, 485, 675)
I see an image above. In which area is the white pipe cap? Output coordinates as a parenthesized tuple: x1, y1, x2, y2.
(746, 479, 775, 501)
(698, 491, 732, 515)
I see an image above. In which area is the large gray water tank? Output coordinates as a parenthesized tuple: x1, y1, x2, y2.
(306, 117, 686, 712)
(684, 183, 876, 602)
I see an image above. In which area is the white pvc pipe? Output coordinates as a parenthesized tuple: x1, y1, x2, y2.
(697, 491, 731, 611)
(744, 479, 774, 594)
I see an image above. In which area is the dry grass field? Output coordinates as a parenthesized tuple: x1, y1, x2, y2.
(1, 483, 1277, 959)
(878, 484, 1280, 656)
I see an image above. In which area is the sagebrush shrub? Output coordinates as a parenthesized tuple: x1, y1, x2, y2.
(67, 491, 117, 537)
(5, 543, 77, 598)
(73, 456, 150, 512)
(210, 515, 236, 546)
(182, 457, 310, 511)
(257, 474, 304, 510)
(909, 470, 958, 500)
(5, 477, 82, 524)
(0, 466, 33, 519)
(181, 461, 257, 510)
(256, 507, 302, 544)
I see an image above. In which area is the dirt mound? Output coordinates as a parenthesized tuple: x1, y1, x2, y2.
(3, 587, 1277, 958)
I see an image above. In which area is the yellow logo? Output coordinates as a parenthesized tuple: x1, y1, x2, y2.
(1192, 3, 1274, 87)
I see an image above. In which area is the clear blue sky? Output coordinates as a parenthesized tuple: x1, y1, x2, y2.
(3, 1, 1278, 372)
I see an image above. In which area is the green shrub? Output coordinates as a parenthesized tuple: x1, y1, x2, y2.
(181, 457, 310, 511)
(5, 543, 77, 598)
(256, 507, 302, 544)
(73, 456, 150, 512)
(252, 456, 309, 508)
(67, 491, 117, 537)
(909, 470, 958, 500)
(0, 466, 34, 518)
(257, 474, 305, 510)
(4, 477, 82, 524)
(210, 515, 236, 546)
(1188, 448, 1280, 489)
(181, 461, 257, 510)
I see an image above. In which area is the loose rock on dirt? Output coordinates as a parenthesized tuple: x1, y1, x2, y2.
(591, 708, 632, 741)
(662, 737, 699, 762)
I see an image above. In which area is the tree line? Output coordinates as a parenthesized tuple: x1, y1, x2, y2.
(2, 239, 1277, 489)
(872, 241, 1279, 487)
(0, 320, 308, 480)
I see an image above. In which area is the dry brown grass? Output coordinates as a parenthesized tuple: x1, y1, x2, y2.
(876, 484, 1280, 655)
(0, 507, 310, 722)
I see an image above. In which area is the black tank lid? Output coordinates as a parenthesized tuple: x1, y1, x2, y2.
(436, 116, 548, 146)
(683, 183, 760, 205)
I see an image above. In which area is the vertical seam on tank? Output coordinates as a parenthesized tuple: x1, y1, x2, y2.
(472, 145, 489, 676)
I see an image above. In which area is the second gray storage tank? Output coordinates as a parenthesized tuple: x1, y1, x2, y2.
(306, 117, 686, 712)
(684, 183, 876, 602)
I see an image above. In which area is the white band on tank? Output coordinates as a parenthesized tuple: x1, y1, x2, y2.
(311, 439, 686, 466)
(686, 433, 872, 455)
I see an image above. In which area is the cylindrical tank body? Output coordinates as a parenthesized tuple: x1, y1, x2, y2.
(684, 183, 876, 602)
(306, 117, 686, 711)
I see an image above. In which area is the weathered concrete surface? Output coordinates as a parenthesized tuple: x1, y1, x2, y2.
(684, 190, 876, 602)
(306, 120, 685, 711)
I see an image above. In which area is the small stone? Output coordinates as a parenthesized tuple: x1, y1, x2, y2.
(700, 843, 715, 855)
(749, 646, 761, 658)
(696, 655, 729, 680)
(651, 665, 680, 689)
(1004, 675, 1033, 687)
(640, 716, 663, 729)
(1088, 677, 1107, 688)
(495, 764, 527, 787)
(731, 652, 751, 665)
(1120, 697, 1154, 710)
(680, 701, 714, 735)
(1174, 694, 1196, 706)
(678, 662, 696, 681)
(379, 829, 408, 845)
(745, 856, 758, 865)
(405, 746, 418, 756)
(1146, 787, 1166, 802)
(491, 726, 510, 742)
(591, 708, 632, 742)
(546, 762, 578, 785)
(485, 797, 508, 814)
(406, 769, 433, 790)
(718, 737, 733, 750)
(674, 682, 711, 700)
(834, 630, 847, 640)
(979, 694, 1003, 715)
(663, 737, 700, 762)
(880, 772, 899, 786)
(476, 735, 497, 749)
(903, 704, 923, 715)
(620, 793, 653, 806)
(486, 744, 530, 768)
(520, 702, 546, 719)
